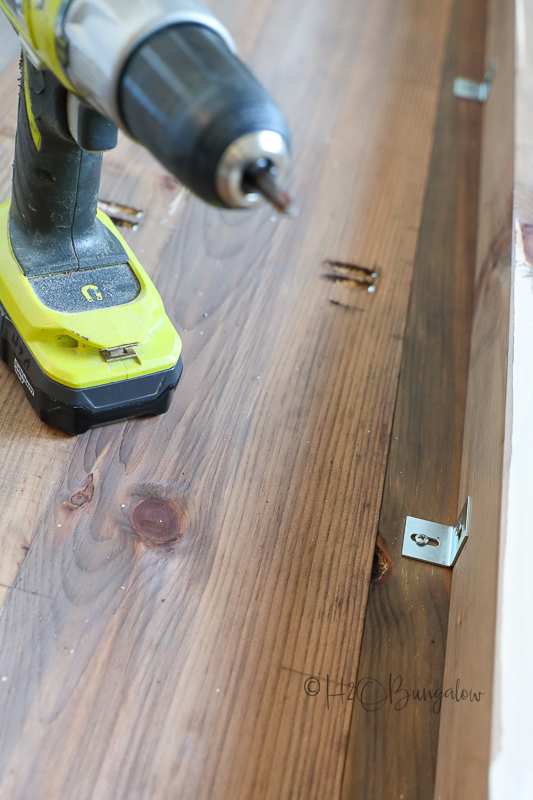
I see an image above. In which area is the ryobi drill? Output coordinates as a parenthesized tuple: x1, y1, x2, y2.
(0, 0, 292, 435)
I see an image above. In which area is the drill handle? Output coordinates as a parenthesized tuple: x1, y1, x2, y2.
(9, 55, 127, 278)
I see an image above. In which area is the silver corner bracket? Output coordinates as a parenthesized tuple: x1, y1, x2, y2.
(453, 59, 497, 103)
(402, 497, 471, 567)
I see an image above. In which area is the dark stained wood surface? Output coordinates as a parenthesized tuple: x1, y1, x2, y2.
(341, 0, 487, 797)
(0, 1, 455, 797)
(434, 0, 515, 795)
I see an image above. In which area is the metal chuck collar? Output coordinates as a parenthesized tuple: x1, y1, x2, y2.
(217, 131, 296, 216)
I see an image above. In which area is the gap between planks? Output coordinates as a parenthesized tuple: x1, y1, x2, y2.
(340, 0, 487, 796)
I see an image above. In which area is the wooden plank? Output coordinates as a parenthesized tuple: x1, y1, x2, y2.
(433, 0, 515, 796)
(341, 0, 486, 796)
(0, 59, 78, 609)
(0, 1, 453, 797)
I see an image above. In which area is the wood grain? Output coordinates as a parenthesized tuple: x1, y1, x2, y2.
(434, 0, 515, 796)
(341, 0, 486, 797)
(0, 1, 454, 797)
(0, 60, 77, 608)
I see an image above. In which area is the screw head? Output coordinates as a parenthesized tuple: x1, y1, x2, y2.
(414, 533, 429, 546)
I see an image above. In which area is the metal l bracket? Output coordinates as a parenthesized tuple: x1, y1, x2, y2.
(453, 59, 497, 103)
(402, 497, 471, 567)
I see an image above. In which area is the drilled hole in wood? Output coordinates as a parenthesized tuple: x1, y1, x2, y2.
(323, 260, 378, 293)
(113, 219, 140, 230)
(324, 259, 377, 277)
(324, 274, 376, 291)
(98, 200, 144, 218)
(98, 200, 144, 230)
(370, 533, 393, 585)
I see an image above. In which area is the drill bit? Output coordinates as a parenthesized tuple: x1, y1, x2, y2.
(244, 160, 298, 217)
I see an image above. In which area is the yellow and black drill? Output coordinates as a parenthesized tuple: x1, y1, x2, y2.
(0, 0, 292, 434)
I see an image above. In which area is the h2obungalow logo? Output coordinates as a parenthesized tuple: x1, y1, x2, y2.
(14, 359, 35, 397)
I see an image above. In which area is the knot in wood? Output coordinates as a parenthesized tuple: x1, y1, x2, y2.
(69, 492, 87, 507)
(66, 474, 94, 509)
(131, 499, 181, 547)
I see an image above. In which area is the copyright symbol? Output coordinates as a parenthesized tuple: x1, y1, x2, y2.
(304, 677, 321, 696)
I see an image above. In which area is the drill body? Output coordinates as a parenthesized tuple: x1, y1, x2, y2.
(0, 0, 291, 434)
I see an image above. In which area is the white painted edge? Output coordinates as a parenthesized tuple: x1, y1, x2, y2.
(489, 137, 533, 800)
(489, 227, 533, 800)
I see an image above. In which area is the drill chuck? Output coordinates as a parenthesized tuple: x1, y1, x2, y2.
(216, 131, 289, 209)
(59, 0, 292, 211)
(0, 0, 293, 210)
(119, 23, 291, 210)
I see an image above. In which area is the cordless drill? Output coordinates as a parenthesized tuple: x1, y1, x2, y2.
(0, 0, 292, 435)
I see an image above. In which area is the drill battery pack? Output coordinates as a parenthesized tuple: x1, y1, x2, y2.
(0, 203, 183, 436)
